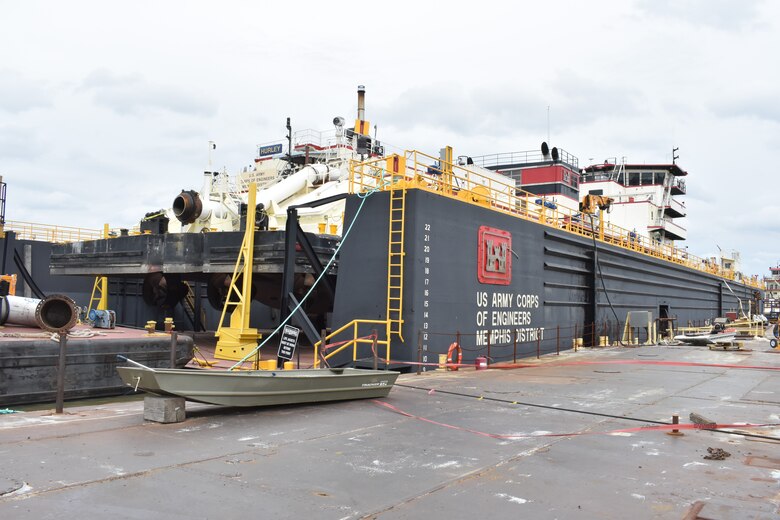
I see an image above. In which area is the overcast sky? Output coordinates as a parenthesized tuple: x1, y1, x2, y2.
(1, 0, 778, 276)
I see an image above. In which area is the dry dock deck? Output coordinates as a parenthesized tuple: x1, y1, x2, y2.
(1, 341, 779, 519)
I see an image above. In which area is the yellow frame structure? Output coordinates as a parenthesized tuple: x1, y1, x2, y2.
(215, 183, 261, 360)
(87, 224, 110, 314)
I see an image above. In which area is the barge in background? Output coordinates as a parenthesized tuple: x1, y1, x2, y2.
(44, 87, 764, 370)
(0, 223, 195, 407)
(50, 146, 763, 372)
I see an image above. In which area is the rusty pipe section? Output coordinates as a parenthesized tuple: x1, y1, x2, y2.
(172, 189, 203, 224)
(0, 294, 78, 332)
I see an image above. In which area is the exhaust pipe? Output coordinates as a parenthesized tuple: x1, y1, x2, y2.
(357, 85, 366, 122)
(0, 294, 78, 332)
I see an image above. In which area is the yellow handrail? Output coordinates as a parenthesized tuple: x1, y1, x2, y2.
(5, 220, 103, 242)
(349, 152, 764, 290)
(314, 319, 390, 368)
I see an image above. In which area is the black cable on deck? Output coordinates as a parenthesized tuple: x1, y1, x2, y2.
(395, 382, 780, 442)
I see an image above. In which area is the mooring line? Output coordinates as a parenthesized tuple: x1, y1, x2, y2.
(391, 383, 780, 442)
(373, 400, 778, 440)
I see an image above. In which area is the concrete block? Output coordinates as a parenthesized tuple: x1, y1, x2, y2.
(143, 396, 186, 423)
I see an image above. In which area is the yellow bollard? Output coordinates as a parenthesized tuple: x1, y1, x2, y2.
(283, 361, 294, 370)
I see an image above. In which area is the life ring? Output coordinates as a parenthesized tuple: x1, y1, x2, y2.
(447, 342, 462, 371)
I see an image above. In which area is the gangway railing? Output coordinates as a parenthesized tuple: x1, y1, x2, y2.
(348, 151, 764, 290)
(470, 148, 579, 169)
(5, 220, 103, 242)
(313, 319, 390, 368)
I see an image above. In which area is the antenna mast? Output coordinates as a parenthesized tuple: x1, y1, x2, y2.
(547, 105, 550, 145)
(208, 141, 215, 171)
(285, 118, 293, 175)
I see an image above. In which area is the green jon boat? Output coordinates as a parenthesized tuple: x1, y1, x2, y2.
(116, 365, 399, 407)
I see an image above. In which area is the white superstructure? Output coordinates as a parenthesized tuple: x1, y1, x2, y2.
(579, 159, 688, 245)
(163, 86, 382, 235)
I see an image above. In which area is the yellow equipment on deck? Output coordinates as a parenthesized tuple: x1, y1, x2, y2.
(579, 194, 614, 214)
(214, 183, 261, 361)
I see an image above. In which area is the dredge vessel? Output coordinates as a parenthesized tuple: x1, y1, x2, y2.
(47, 87, 763, 370)
(323, 149, 762, 368)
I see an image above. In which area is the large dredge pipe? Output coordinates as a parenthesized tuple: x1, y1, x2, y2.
(255, 164, 341, 210)
(0, 294, 78, 333)
(173, 189, 203, 224)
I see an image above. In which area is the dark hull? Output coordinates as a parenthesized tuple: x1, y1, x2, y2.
(0, 234, 201, 406)
(330, 189, 760, 368)
(0, 331, 194, 406)
(0, 234, 225, 332)
(50, 230, 338, 278)
(49, 230, 339, 329)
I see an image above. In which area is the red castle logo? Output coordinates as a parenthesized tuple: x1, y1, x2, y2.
(478, 226, 512, 285)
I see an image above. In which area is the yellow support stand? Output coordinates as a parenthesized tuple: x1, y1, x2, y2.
(87, 224, 110, 313)
(215, 183, 261, 360)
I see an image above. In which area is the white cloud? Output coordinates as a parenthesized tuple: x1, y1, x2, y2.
(0, 125, 44, 160)
(713, 91, 780, 124)
(635, 0, 764, 30)
(0, 70, 52, 113)
(79, 68, 218, 117)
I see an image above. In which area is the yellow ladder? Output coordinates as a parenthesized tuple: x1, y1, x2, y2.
(87, 276, 108, 313)
(386, 187, 406, 342)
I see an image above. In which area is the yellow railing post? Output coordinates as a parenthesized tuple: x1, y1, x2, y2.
(98, 224, 109, 310)
(353, 321, 358, 361)
(441, 146, 453, 195)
